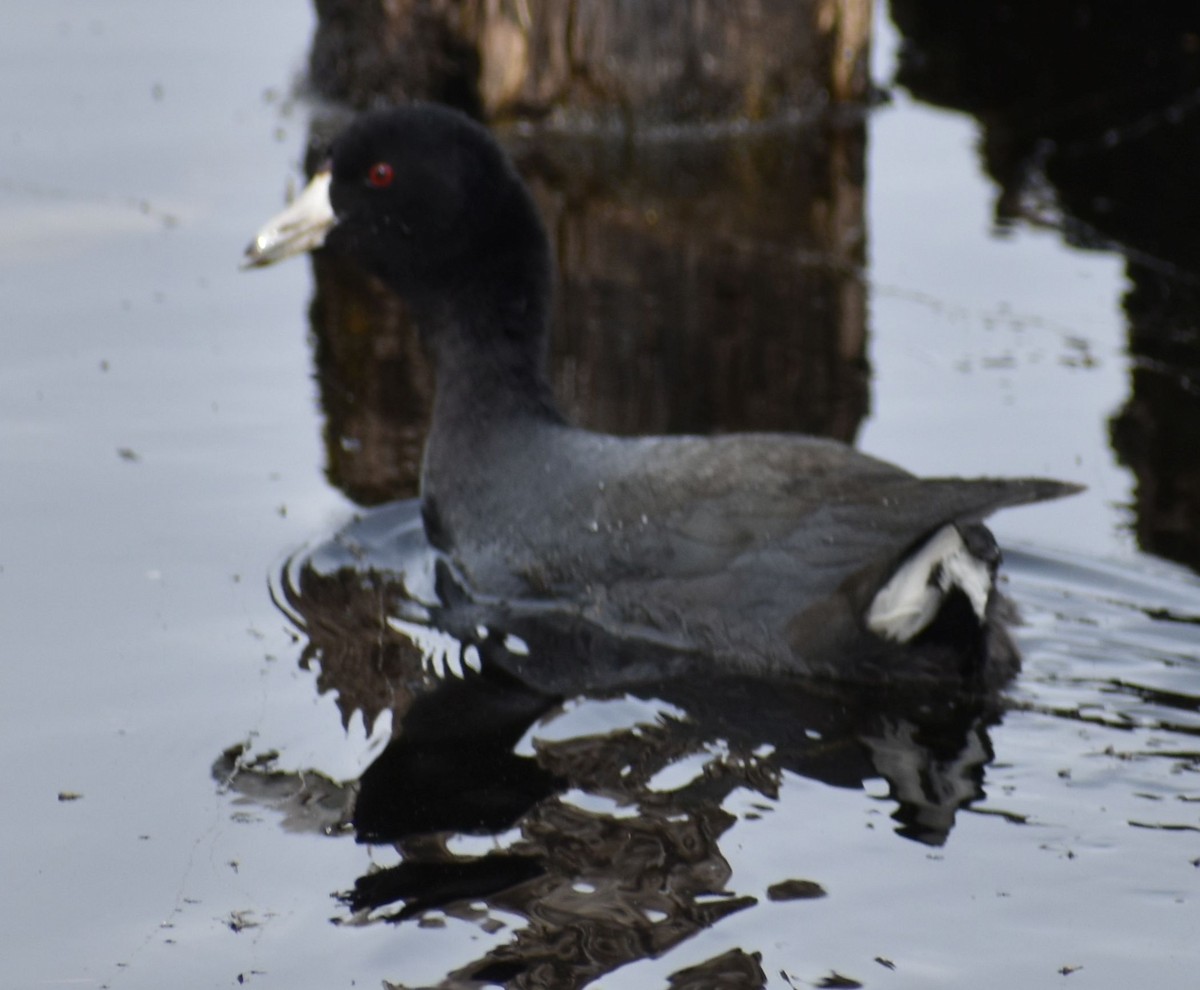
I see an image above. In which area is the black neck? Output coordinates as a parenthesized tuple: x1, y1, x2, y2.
(415, 252, 564, 544)
(410, 220, 565, 441)
(421, 292, 561, 427)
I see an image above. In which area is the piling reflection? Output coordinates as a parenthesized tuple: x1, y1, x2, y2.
(307, 116, 868, 506)
(889, 0, 1200, 572)
(218, 503, 1004, 989)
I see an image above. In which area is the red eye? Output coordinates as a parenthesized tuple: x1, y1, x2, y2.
(367, 162, 395, 188)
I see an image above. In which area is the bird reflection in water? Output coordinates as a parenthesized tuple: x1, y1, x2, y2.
(216, 501, 1005, 990)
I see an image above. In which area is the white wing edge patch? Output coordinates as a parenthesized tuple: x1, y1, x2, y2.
(866, 524, 992, 643)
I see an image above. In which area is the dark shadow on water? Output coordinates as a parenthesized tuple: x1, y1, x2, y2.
(888, 0, 1200, 573)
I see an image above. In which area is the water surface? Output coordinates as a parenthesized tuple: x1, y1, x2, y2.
(3, 2, 1199, 988)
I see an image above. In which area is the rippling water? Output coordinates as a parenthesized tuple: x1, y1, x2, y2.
(236, 497, 1200, 987)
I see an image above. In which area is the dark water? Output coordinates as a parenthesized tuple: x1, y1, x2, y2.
(5, 2, 1200, 988)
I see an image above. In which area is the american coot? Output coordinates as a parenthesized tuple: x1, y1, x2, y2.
(246, 104, 1080, 689)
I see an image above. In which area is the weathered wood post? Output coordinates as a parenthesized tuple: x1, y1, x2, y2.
(310, 0, 872, 123)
